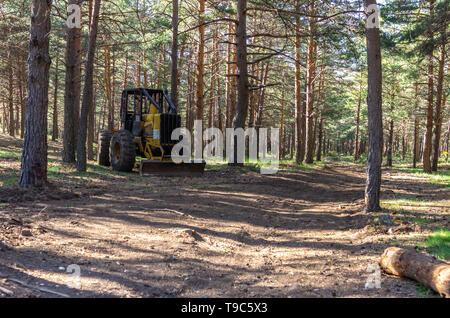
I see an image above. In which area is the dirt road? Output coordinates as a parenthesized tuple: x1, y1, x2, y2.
(2, 155, 448, 298)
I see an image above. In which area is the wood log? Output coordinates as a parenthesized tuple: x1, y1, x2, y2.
(380, 247, 450, 297)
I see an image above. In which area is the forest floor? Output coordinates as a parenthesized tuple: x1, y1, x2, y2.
(0, 134, 448, 298)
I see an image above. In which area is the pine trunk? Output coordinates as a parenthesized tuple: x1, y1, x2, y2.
(413, 83, 420, 168)
(19, 0, 52, 188)
(77, 0, 101, 172)
(422, 0, 435, 173)
(354, 77, 362, 162)
(170, 0, 179, 108)
(305, 1, 317, 164)
(431, 26, 446, 171)
(364, 0, 383, 212)
(63, 0, 82, 163)
(52, 57, 59, 141)
(196, 0, 205, 123)
(294, 1, 303, 164)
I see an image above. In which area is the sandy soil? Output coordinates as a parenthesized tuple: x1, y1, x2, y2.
(0, 135, 448, 298)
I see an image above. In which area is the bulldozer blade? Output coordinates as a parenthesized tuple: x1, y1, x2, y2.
(139, 160, 206, 177)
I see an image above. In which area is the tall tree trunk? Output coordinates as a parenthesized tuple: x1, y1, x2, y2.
(208, 26, 218, 128)
(87, 57, 96, 161)
(401, 121, 406, 161)
(77, 0, 101, 172)
(7, 48, 15, 137)
(354, 76, 363, 162)
(170, 0, 179, 108)
(431, 25, 446, 171)
(104, 45, 113, 130)
(229, 28, 238, 128)
(387, 114, 394, 167)
(413, 83, 420, 168)
(225, 17, 232, 128)
(135, 53, 141, 87)
(217, 74, 223, 132)
(231, 0, 249, 165)
(2, 102, 6, 134)
(305, 1, 317, 164)
(63, 0, 82, 163)
(422, 0, 435, 173)
(255, 63, 269, 130)
(445, 114, 449, 162)
(233, 0, 249, 129)
(18, 54, 26, 139)
(52, 57, 59, 141)
(316, 115, 323, 161)
(300, 63, 308, 162)
(15, 86, 20, 136)
(19, 0, 52, 188)
(186, 58, 192, 130)
(364, 0, 383, 212)
(123, 53, 128, 90)
(196, 0, 205, 124)
(294, 0, 303, 164)
(279, 83, 285, 157)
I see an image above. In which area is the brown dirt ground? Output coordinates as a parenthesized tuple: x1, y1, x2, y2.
(0, 135, 448, 298)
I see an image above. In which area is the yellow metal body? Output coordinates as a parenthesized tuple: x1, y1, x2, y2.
(132, 103, 172, 162)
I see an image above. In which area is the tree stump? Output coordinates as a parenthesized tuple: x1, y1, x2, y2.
(380, 247, 450, 297)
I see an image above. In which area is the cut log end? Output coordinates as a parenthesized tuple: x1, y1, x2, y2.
(380, 247, 450, 298)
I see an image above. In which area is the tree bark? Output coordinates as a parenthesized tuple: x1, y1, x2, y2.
(17, 54, 26, 139)
(63, 0, 82, 163)
(422, 0, 435, 173)
(387, 100, 394, 167)
(305, 1, 317, 164)
(196, 0, 205, 123)
(232, 0, 249, 129)
(316, 115, 323, 161)
(135, 53, 141, 87)
(170, 0, 179, 108)
(7, 48, 15, 137)
(123, 53, 128, 90)
(294, 1, 303, 164)
(104, 44, 113, 130)
(279, 83, 285, 157)
(230, 0, 249, 165)
(354, 76, 363, 162)
(77, 0, 101, 172)
(431, 24, 446, 171)
(413, 83, 420, 168)
(364, 0, 383, 212)
(19, 0, 52, 188)
(380, 247, 450, 298)
(87, 61, 96, 160)
(52, 57, 59, 141)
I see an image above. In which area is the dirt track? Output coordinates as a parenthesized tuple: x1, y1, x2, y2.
(0, 137, 448, 298)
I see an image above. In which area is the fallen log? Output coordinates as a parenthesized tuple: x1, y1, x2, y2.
(380, 247, 450, 297)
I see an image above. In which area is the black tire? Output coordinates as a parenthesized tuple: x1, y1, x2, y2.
(109, 130, 136, 172)
(98, 130, 112, 166)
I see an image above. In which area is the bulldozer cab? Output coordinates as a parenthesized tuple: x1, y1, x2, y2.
(120, 88, 177, 135)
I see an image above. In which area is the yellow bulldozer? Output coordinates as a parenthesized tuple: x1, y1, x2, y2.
(97, 88, 205, 176)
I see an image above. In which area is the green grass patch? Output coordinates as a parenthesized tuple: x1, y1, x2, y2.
(392, 166, 450, 188)
(0, 177, 17, 187)
(421, 229, 450, 261)
(383, 198, 427, 206)
(416, 283, 433, 296)
(411, 217, 430, 224)
(0, 149, 21, 159)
